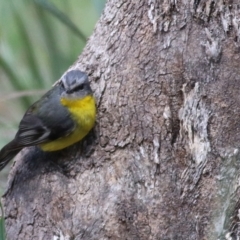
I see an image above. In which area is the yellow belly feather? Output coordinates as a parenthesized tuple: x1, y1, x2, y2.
(40, 95, 96, 151)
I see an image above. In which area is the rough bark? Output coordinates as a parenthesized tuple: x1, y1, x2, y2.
(3, 0, 240, 239)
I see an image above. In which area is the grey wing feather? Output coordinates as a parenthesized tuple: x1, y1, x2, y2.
(16, 114, 51, 146)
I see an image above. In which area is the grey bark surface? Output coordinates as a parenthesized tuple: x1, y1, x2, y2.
(3, 0, 240, 239)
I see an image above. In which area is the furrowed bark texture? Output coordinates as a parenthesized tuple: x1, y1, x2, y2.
(3, 0, 240, 239)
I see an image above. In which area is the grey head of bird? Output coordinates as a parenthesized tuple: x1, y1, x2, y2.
(60, 70, 93, 99)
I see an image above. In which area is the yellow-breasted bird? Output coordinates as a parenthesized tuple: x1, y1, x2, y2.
(0, 70, 96, 171)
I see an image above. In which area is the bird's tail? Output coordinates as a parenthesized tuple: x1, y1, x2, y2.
(0, 141, 21, 171)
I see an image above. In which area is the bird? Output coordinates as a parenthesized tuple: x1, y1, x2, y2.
(0, 70, 96, 171)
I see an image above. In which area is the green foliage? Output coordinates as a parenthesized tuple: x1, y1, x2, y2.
(0, 202, 5, 240)
(34, 0, 87, 42)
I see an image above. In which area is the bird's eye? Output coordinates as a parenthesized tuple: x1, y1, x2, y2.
(74, 84, 84, 91)
(66, 83, 85, 94)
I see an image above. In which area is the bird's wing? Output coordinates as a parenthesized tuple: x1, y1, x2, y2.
(15, 107, 76, 147)
(15, 114, 52, 146)
(0, 114, 52, 170)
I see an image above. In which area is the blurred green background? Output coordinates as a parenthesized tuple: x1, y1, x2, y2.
(0, 0, 106, 194)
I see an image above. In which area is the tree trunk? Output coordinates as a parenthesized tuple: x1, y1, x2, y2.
(3, 0, 240, 239)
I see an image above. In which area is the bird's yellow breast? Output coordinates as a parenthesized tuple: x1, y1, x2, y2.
(40, 95, 96, 151)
